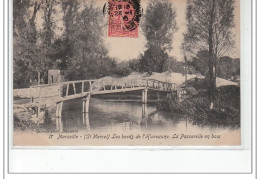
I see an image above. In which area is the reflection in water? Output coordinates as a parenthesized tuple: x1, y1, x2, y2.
(48, 98, 239, 134)
(56, 117, 63, 132)
(141, 103, 148, 128)
(82, 112, 90, 131)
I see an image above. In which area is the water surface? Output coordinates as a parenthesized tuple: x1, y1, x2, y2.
(45, 98, 239, 135)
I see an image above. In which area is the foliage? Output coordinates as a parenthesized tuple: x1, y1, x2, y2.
(217, 56, 240, 79)
(183, 0, 235, 103)
(158, 85, 240, 127)
(184, 0, 235, 58)
(188, 50, 209, 76)
(13, 0, 40, 88)
(139, 0, 177, 74)
(13, 0, 59, 87)
(189, 50, 240, 79)
(113, 61, 131, 77)
(163, 57, 185, 74)
(129, 59, 141, 72)
(13, 0, 118, 88)
(142, 0, 177, 50)
(61, 0, 113, 80)
(139, 46, 168, 74)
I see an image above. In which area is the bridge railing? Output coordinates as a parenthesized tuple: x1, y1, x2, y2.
(146, 79, 177, 91)
(29, 80, 96, 103)
(28, 78, 177, 104)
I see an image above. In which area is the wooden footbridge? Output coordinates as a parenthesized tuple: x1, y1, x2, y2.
(14, 78, 178, 131)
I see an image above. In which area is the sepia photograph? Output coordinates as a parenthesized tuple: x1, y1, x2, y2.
(12, 0, 241, 146)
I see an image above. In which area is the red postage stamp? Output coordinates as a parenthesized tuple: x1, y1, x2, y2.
(108, 0, 141, 38)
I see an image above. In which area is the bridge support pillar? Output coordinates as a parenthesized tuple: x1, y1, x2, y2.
(82, 94, 91, 130)
(82, 94, 91, 113)
(82, 112, 90, 131)
(142, 88, 148, 103)
(141, 103, 148, 128)
(55, 101, 63, 132)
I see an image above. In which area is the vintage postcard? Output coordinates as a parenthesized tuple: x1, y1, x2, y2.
(13, 0, 241, 146)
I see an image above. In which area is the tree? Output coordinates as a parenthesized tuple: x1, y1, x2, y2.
(13, 0, 59, 87)
(163, 57, 185, 74)
(13, 0, 43, 88)
(36, 0, 58, 83)
(140, 0, 177, 74)
(139, 46, 168, 74)
(217, 56, 240, 79)
(183, 0, 235, 106)
(61, 1, 111, 80)
(190, 50, 210, 76)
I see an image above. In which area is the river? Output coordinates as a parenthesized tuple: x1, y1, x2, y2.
(45, 97, 240, 135)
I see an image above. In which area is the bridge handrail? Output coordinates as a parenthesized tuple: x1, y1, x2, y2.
(29, 78, 177, 101)
(30, 78, 177, 89)
(145, 79, 176, 88)
(30, 79, 97, 88)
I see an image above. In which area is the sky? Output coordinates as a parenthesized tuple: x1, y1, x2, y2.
(36, 0, 240, 62)
(99, 0, 240, 62)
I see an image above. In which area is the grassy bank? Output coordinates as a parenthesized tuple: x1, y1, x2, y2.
(158, 85, 240, 127)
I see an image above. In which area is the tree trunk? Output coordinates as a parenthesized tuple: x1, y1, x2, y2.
(208, 0, 216, 109)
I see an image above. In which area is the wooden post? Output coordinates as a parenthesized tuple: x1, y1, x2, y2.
(55, 101, 63, 132)
(56, 117, 63, 132)
(142, 103, 147, 117)
(73, 83, 76, 94)
(58, 101, 63, 132)
(85, 97, 90, 113)
(55, 101, 63, 118)
(81, 81, 84, 94)
(82, 94, 90, 113)
(142, 88, 148, 103)
(59, 101, 63, 118)
(157, 92, 160, 101)
(66, 83, 69, 97)
(56, 115, 59, 131)
(89, 81, 92, 92)
(82, 98, 85, 113)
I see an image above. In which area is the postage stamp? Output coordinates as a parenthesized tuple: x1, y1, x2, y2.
(107, 0, 141, 38)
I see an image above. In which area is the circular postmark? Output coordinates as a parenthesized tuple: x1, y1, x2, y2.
(106, 0, 142, 32)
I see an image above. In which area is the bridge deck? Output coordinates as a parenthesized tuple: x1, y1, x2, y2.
(14, 78, 178, 108)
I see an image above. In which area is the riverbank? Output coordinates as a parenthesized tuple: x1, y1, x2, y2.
(157, 85, 240, 128)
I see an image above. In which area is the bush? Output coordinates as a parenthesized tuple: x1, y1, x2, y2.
(158, 85, 240, 127)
